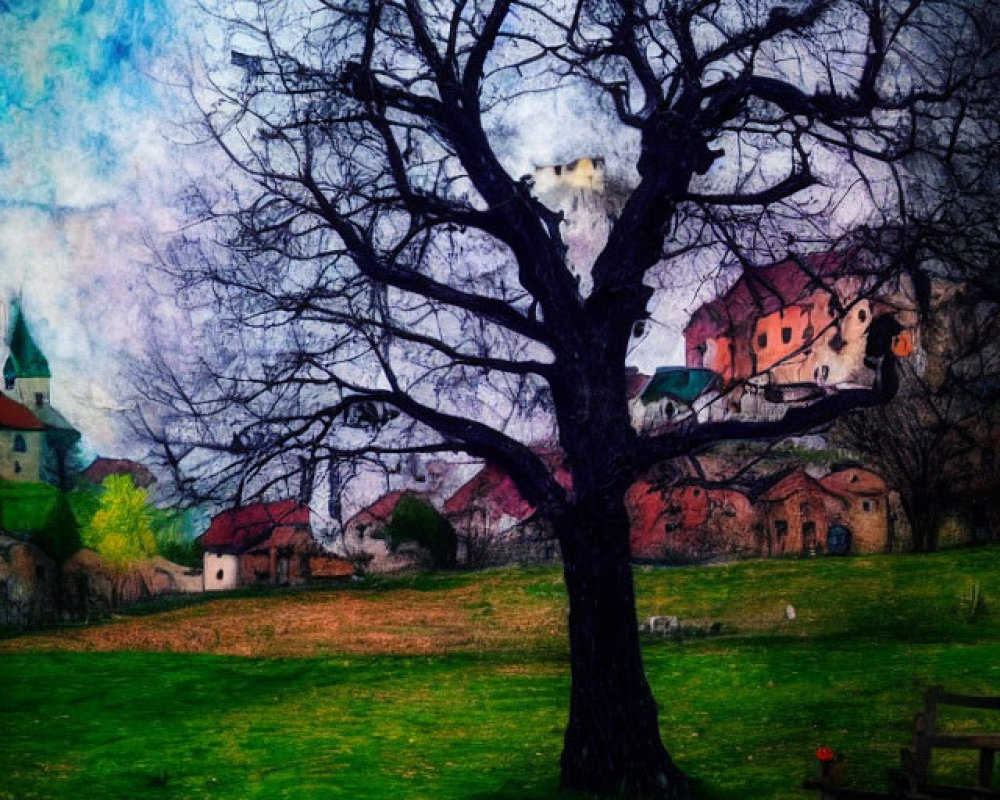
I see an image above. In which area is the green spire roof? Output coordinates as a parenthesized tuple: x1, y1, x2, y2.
(4, 300, 50, 380)
(640, 367, 718, 405)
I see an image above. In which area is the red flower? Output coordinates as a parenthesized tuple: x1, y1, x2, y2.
(816, 746, 835, 762)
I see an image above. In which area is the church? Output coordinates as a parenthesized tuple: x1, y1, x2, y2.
(0, 298, 80, 485)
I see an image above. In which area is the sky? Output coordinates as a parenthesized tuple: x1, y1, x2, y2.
(0, 0, 882, 471)
(0, 0, 193, 456)
(0, 0, 649, 463)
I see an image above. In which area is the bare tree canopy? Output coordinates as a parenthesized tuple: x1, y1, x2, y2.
(144, 0, 999, 795)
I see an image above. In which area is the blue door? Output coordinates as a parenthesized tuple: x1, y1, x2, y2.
(827, 525, 851, 555)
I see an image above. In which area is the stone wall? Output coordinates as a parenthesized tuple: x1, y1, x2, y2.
(0, 535, 57, 627)
(1, 538, 203, 628)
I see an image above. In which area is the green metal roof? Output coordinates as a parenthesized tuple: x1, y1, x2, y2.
(640, 367, 718, 405)
(4, 300, 50, 379)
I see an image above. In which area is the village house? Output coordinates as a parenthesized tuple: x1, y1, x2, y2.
(755, 469, 839, 556)
(818, 466, 891, 554)
(629, 366, 720, 432)
(0, 394, 46, 483)
(683, 253, 918, 405)
(756, 466, 891, 556)
(443, 459, 568, 566)
(627, 479, 756, 562)
(341, 490, 433, 572)
(197, 499, 349, 590)
(0, 300, 80, 484)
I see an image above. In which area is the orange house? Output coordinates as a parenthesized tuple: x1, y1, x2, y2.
(685, 252, 916, 393)
(755, 469, 838, 556)
(627, 480, 755, 561)
(819, 467, 890, 553)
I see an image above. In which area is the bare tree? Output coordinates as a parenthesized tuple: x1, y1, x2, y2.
(835, 287, 1000, 552)
(144, 0, 997, 794)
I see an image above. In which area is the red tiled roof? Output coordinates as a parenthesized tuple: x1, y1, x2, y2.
(685, 252, 850, 345)
(82, 458, 157, 489)
(344, 490, 429, 529)
(758, 468, 830, 503)
(0, 394, 44, 431)
(198, 499, 310, 554)
(444, 462, 535, 520)
(820, 468, 887, 497)
(444, 455, 573, 521)
(261, 525, 312, 550)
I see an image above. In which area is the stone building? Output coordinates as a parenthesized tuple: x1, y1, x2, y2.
(530, 157, 617, 297)
(755, 466, 891, 556)
(755, 469, 837, 556)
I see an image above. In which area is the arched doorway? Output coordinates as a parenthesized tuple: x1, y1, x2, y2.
(827, 524, 852, 556)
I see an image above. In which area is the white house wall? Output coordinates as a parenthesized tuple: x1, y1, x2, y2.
(203, 552, 239, 591)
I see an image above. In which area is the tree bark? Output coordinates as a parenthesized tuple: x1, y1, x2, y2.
(556, 499, 692, 798)
(904, 494, 940, 553)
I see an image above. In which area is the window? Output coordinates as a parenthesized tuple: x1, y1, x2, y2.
(13, 435, 26, 453)
(862, 501, 872, 512)
(802, 325, 814, 341)
(693, 489, 700, 497)
(775, 520, 788, 540)
(802, 521, 817, 550)
(781, 327, 792, 344)
(216, 569, 224, 581)
(821, 365, 830, 381)
(14, 461, 21, 473)
(757, 332, 767, 349)
(35, 393, 44, 407)
(4, 376, 13, 391)
(859, 309, 867, 322)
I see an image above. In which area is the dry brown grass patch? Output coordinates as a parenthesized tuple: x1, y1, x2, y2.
(0, 583, 566, 658)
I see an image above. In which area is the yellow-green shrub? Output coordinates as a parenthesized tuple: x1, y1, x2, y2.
(82, 475, 157, 572)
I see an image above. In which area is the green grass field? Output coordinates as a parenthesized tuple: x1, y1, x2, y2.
(2, 547, 999, 799)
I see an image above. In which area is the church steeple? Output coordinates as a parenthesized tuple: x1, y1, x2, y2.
(3, 299, 51, 407)
(4, 299, 50, 381)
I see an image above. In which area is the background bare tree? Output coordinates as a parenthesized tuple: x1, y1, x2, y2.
(144, 0, 997, 795)
(835, 287, 1000, 552)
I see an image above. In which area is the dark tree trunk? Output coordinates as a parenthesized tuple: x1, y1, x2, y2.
(904, 494, 940, 553)
(556, 498, 691, 798)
